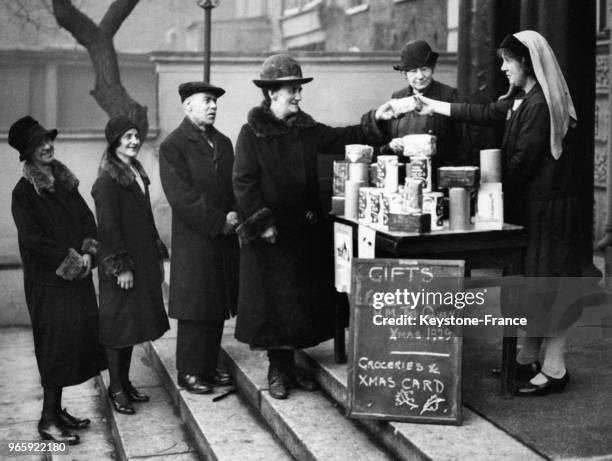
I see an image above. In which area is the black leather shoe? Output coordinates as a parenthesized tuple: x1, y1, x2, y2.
(108, 388, 136, 415)
(123, 381, 150, 402)
(492, 361, 541, 381)
(177, 374, 213, 394)
(56, 408, 90, 430)
(267, 366, 288, 400)
(203, 369, 233, 387)
(284, 367, 318, 391)
(516, 371, 570, 396)
(38, 419, 80, 445)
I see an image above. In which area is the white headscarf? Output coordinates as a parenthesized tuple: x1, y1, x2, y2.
(513, 30, 577, 160)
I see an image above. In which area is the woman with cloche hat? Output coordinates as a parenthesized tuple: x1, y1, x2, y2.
(233, 54, 404, 399)
(9, 116, 106, 444)
(413, 31, 581, 396)
(92, 115, 170, 414)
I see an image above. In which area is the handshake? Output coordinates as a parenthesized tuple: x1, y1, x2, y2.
(375, 95, 433, 121)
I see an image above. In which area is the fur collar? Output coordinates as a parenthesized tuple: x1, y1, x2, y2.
(23, 160, 79, 196)
(98, 152, 150, 188)
(247, 101, 316, 138)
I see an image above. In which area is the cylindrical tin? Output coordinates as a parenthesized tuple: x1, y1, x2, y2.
(403, 178, 423, 212)
(449, 187, 470, 230)
(333, 160, 349, 196)
(408, 156, 432, 192)
(480, 148, 502, 183)
(349, 162, 369, 183)
(344, 180, 364, 219)
(345, 144, 373, 163)
(423, 191, 444, 230)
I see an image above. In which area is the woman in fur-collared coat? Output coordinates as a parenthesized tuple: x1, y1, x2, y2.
(233, 54, 397, 400)
(92, 116, 169, 415)
(10, 116, 106, 444)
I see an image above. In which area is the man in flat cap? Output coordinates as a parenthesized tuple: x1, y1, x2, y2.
(159, 81, 238, 394)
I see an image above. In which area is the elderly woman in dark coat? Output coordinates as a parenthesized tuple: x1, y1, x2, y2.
(233, 54, 401, 399)
(9, 116, 106, 445)
(92, 116, 169, 415)
(415, 30, 580, 396)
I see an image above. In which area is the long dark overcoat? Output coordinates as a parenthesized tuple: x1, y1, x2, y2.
(159, 118, 239, 321)
(232, 103, 385, 349)
(382, 80, 471, 169)
(11, 160, 106, 387)
(451, 84, 581, 330)
(92, 155, 169, 347)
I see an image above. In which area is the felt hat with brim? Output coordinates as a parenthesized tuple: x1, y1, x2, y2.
(253, 54, 313, 88)
(179, 81, 226, 102)
(8, 116, 58, 162)
(393, 40, 439, 72)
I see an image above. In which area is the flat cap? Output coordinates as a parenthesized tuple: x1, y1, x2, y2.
(178, 81, 225, 102)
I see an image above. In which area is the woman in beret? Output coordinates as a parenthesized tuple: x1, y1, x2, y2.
(233, 54, 402, 399)
(414, 30, 580, 396)
(92, 116, 169, 414)
(9, 116, 106, 444)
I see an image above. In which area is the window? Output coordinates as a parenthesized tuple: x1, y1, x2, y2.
(236, 0, 265, 18)
(597, 0, 609, 34)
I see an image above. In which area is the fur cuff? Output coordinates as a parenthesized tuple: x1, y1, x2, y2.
(81, 238, 98, 256)
(361, 110, 386, 145)
(102, 252, 135, 277)
(236, 208, 274, 245)
(155, 239, 170, 260)
(56, 248, 84, 281)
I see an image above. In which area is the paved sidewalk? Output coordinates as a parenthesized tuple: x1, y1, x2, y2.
(0, 327, 116, 460)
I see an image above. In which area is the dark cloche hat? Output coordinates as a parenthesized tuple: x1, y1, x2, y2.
(8, 116, 58, 162)
(178, 81, 225, 102)
(393, 40, 439, 72)
(105, 115, 139, 147)
(253, 54, 313, 88)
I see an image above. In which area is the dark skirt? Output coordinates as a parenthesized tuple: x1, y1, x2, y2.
(235, 221, 335, 349)
(25, 279, 107, 388)
(505, 196, 582, 334)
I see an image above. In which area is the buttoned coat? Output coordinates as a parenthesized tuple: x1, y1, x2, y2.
(92, 155, 170, 347)
(159, 118, 239, 321)
(11, 160, 106, 387)
(232, 103, 385, 349)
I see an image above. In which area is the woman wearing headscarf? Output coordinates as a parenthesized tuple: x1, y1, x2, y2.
(411, 30, 580, 396)
(233, 54, 403, 399)
(9, 116, 106, 444)
(92, 116, 170, 414)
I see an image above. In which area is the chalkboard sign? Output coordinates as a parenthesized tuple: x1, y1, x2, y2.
(347, 258, 464, 425)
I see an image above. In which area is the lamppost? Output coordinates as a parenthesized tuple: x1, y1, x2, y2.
(196, 0, 220, 82)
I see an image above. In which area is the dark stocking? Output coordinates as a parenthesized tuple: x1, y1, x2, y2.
(119, 346, 133, 387)
(106, 347, 123, 394)
(41, 387, 61, 423)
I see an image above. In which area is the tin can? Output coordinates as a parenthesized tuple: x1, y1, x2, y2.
(423, 192, 444, 230)
(403, 178, 423, 212)
(408, 156, 432, 192)
(369, 189, 382, 224)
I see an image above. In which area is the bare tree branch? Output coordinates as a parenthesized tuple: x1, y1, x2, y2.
(100, 0, 139, 36)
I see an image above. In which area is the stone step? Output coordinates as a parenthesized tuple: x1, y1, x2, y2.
(219, 332, 395, 461)
(0, 327, 115, 460)
(297, 340, 546, 461)
(97, 343, 200, 461)
(144, 327, 293, 461)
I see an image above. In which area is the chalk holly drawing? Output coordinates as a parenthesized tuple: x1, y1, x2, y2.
(420, 394, 446, 415)
(395, 389, 418, 410)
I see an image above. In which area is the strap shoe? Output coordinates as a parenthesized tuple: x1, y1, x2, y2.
(56, 408, 90, 430)
(177, 374, 213, 394)
(38, 419, 80, 445)
(108, 388, 136, 415)
(516, 371, 569, 396)
(267, 366, 288, 399)
(123, 381, 150, 402)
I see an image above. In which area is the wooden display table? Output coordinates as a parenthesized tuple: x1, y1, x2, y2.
(332, 214, 527, 397)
